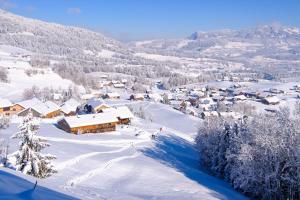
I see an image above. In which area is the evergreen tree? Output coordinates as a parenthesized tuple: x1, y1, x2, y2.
(11, 112, 56, 178)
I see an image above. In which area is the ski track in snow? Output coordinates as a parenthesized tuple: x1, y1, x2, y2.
(56, 146, 130, 171)
(43, 136, 148, 147)
(66, 151, 141, 186)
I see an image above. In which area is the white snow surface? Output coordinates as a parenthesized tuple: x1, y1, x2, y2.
(0, 46, 81, 101)
(1, 101, 246, 200)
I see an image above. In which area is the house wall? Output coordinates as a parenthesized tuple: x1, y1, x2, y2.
(57, 119, 71, 133)
(118, 118, 130, 125)
(61, 111, 76, 117)
(69, 122, 118, 134)
(18, 108, 41, 118)
(94, 105, 110, 113)
(0, 104, 24, 116)
(44, 110, 61, 118)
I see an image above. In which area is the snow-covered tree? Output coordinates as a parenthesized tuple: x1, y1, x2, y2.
(0, 67, 9, 83)
(0, 115, 10, 129)
(196, 109, 300, 199)
(11, 112, 56, 178)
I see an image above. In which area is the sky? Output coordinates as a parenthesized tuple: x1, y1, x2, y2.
(1, 0, 300, 41)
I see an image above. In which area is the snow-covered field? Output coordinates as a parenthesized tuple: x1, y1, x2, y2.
(1, 102, 246, 200)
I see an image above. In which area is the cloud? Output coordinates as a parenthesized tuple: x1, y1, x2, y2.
(67, 7, 81, 15)
(0, 0, 17, 10)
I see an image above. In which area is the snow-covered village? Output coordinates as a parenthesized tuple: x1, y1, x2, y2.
(0, 1, 300, 200)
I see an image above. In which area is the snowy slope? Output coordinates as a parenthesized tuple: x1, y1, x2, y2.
(0, 168, 76, 200)
(1, 101, 247, 200)
(0, 45, 81, 101)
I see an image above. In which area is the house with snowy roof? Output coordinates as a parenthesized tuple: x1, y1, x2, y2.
(234, 95, 247, 101)
(129, 93, 144, 101)
(60, 98, 81, 116)
(262, 96, 281, 105)
(16, 98, 61, 118)
(85, 99, 111, 113)
(103, 92, 120, 99)
(0, 99, 13, 116)
(113, 83, 125, 89)
(57, 112, 119, 134)
(102, 106, 134, 124)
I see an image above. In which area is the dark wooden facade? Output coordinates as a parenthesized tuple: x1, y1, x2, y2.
(58, 119, 118, 134)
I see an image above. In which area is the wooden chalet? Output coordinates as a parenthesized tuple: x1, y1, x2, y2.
(60, 98, 81, 116)
(0, 99, 14, 116)
(57, 113, 119, 134)
(16, 98, 61, 118)
(86, 99, 111, 113)
(102, 106, 134, 124)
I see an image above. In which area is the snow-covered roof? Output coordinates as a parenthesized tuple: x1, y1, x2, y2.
(81, 94, 95, 100)
(113, 83, 125, 88)
(102, 106, 134, 119)
(87, 99, 110, 110)
(61, 113, 119, 128)
(61, 98, 80, 114)
(106, 92, 120, 98)
(17, 98, 60, 115)
(264, 96, 280, 104)
(134, 93, 144, 99)
(0, 99, 12, 108)
(115, 106, 134, 119)
(87, 98, 103, 107)
(44, 101, 60, 112)
(234, 95, 247, 100)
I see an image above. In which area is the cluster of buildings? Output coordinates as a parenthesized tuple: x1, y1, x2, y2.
(0, 97, 134, 135)
(165, 82, 300, 119)
(97, 75, 128, 89)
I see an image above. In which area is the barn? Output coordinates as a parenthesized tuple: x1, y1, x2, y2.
(57, 113, 119, 134)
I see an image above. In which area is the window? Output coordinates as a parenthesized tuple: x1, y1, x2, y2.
(3, 107, 10, 111)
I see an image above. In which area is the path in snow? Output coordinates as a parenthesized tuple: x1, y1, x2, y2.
(43, 136, 148, 148)
(56, 146, 130, 171)
(66, 150, 140, 186)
